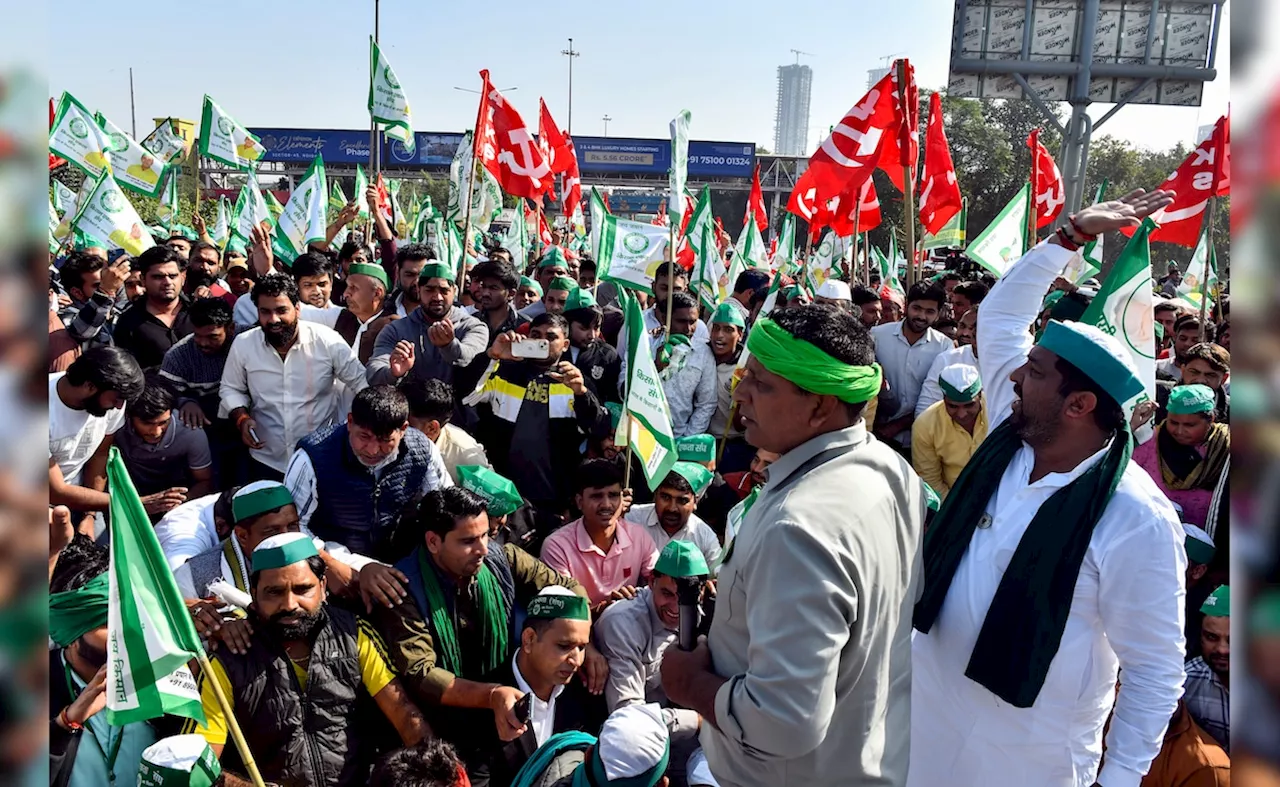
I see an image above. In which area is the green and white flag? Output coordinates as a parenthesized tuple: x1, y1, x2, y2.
(230, 171, 272, 244)
(806, 231, 841, 291)
(597, 215, 670, 295)
(354, 164, 370, 220)
(966, 183, 1031, 278)
(104, 448, 205, 727)
(275, 154, 328, 263)
(1062, 181, 1108, 284)
(434, 217, 465, 279)
(155, 170, 180, 232)
(49, 198, 62, 254)
(198, 95, 265, 171)
(76, 166, 155, 259)
(589, 187, 609, 261)
(368, 37, 415, 155)
(691, 221, 728, 312)
(96, 112, 169, 198)
(53, 176, 95, 242)
(211, 196, 230, 249)
(447, 132, 502, 230)
(1177, 227, 1218, 312)
(447, 132, 473, 225)
(619, 288, 679, 490)
(874, 244, 904, 295)
(49, 91, 113, 179)
(772, 215, 797, 274)
(734, 213, 768, 271)
(52, 179, 77, 217)
(264, 189, 285, 223)
(667, 110, 691, 226)
(1080, 217, 1157, 406)
(387, 178, 410, 238)
(923, 202, 966, 250)
(502, 206, 530, 271)
(141, 118, 187, 166)
(329, 180, 349, 215)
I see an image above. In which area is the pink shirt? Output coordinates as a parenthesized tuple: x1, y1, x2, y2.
(1131, 436, 1213, 527)
(540, 518, 658, 605)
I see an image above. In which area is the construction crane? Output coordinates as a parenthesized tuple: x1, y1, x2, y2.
(790, 48, 813, 64)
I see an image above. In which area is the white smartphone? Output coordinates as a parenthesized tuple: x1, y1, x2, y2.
(510, 339, 551, 360)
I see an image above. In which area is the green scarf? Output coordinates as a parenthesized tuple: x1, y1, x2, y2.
(416, 548, 509, 678)
(746, 317, 882, 404)
(913, 419, 1133, 708)
(49, 573, 110, 648)
(509, 731, 596, 787)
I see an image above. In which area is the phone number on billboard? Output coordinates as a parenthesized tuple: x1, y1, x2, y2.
(690, 155, 752, 167)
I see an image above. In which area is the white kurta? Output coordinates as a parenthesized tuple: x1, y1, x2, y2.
(907, 241, 1188, 787)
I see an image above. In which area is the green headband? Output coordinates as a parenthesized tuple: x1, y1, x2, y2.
(654, 539, 709, 578)
(419, 262, 455, 283)
(746, 317, 883, 404)
(48, 573, 110, 648)
(232, 483, 294, 524)
(710, 302, 746, 328)
(1167, 384, 1216, 416)
(251, 534, 319, 572)
(675, 434, 715, 464)
(1200, 585, 1229, 617)
(458, 465, 523, 517)
(527, 592, 591, 621)
(565, 286, 598, 312)
(520, 276, 543, 297)
(939, 375, 982, 404)
(669, 461, 714, 497)
(549, 276, 577, 293)
(1184, 536, 1215, 565)
(347, 262, 389, 291)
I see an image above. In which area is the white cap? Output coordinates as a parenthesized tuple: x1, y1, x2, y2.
(939, 363, 982, 403)
(1183, 522, 1213, 547)
(597, 703, 669, 780)
(815, 279, 852, 302)
(537, 585, 578, 599)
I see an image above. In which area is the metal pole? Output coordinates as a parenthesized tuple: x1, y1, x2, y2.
(603, 115, 611, 136)
(561, 38, 579, 135)
(1197, 196, 1216, 341)
(128, 67, 136, 139)
(895, 59, 918, 290)
(369, 0, 380, 182)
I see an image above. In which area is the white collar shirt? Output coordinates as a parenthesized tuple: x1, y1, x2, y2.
(512, 652, 565, 748)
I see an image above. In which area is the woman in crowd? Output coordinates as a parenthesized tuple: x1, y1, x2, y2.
(1132, 384, 1230, 527)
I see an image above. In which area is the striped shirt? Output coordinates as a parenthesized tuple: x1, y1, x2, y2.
(58, 291, 118, 349)
(1184, 656, 1230, 752)
(160, 333, 232, 421)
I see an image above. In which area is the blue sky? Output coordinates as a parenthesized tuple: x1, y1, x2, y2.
(44, 0, 1228, 155)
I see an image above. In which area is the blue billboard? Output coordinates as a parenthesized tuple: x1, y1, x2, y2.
(251, 128, 755, 177)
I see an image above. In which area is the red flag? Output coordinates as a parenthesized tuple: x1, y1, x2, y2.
(826, 178, 882, 237)
(535, 207, 554, 247)
(561, 139, 583, 221)
(652, 200, 669, 227)
(747, 164, 767, 232)
(537, 100, 573, 176)
(791, 71, 897, 221)
(49, 98, 67, 170)
(918, 93, 963, 235)
(855, 178, 882, 234)
(1027, 129, 1065, 229)
(1127, 114, 1230, 246)
(374, 173, 393, 225)
(876, 59, 919, 195)
(475, 70, 551, 200)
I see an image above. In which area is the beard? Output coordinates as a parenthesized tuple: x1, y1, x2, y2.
(263, 319, 299, 348)
(1009, 394, 1058, 446)
(76, 637, 108, 671)
(265, 605, 327, 641)
(83, 393, 112, 418)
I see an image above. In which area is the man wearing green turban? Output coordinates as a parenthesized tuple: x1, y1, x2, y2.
(660, 304, 924, 787)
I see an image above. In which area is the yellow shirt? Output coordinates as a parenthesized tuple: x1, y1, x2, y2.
(185, 618, 396, 746)
(911, 399, 988, 499)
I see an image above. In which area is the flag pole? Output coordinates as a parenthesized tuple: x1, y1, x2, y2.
(1197, 196, 1216, 342)
(716, 402, 738, 466)
(664, 220, 676, 338)
(1028, 141, 1038, 258)
(851, 197, 861, 284)
(895, 59, 918, 290)
(196, 651, 267, 787)
(367, 0, 380, 249)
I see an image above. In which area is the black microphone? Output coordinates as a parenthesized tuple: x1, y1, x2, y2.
(676, 576, 703, 651)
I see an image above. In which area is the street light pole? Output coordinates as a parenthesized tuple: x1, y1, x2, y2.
(602, 115, 611, 137)
(129, 67, 137, 138)
(561, 38, 580, 134)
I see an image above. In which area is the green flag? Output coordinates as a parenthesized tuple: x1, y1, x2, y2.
(597, 215, 670, 294)
(806, 231, 843, 292)
(589, 187, 609, 261)
(140, 118, 187, 166)
(1062, 181, 1108, 284)
(923, 202, 966, 250)
(198, 95, 265, 170)
(264, 189, 285, 223)
(329, 180, 349, 215)
(966, 183, 1031, 278)
(1081, 218, 1157, 406)
(368, 37, 415, 155)
(1177, 227, 1218, 313)
(96, 112, 170, 199)
(772, 214, 797, 274)
(275, 154, 328, 263)
(619, 288, 679, 490)
(668, 110, 692, 226)
(75, 174, 155, 257)
(230, 171, 272, 245)
(734, 212, 768, 270)
(691, 219, 727, 312)
(49, 91, 113, 179)
(155, 170, 179, 232)
(502, 205, 530, 271)
(874, 244, 903, 295)
(52, 179, 77, 217)
(104, 447, 206, 726)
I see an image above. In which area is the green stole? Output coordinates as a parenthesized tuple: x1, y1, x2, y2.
(416, 548, 509, 678)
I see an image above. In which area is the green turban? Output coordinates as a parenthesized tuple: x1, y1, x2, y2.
(745, 317, 883, 405)
(48, 573, 109, 648)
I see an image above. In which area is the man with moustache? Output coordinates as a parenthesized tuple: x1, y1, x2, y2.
(114, 245, 194, 369)
(458, 259, 529, 401)
(186, 532, 431, 787)
(219, 273, 369, 482)
(1183, 585, 1230, 751)
(871, 281, 951, 451)
(916, 306, 980, 417)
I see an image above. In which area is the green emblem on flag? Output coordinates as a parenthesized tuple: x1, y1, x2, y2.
(69, 117, 89, 139)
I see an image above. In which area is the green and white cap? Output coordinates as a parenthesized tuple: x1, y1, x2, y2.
(675, 434, 715, 464)
(137, 735, 222, 787)
(251, 532, 319, 572)
(526, 585, 590, 621)
(565, 286, 598, 312)
(654, 540, 709, 578)
(231, 481, 295, 524)
(938, 363, 982, 404)
(710, 302, 746, 328)
(1183, 523, 1215, 565)
(418, 261, 455, 282)
(589, 703, 670, 787)
(1037, 320, 1144, 408)
(538, 247, 569, 270)
(1200, 585, 1229, 617)
(1167, 384, 1216, 416)
(458, 465, 523, 517)
(548, 275, 577, 293)
(347, 262, 389, 291)
(669, 461, 714, 497)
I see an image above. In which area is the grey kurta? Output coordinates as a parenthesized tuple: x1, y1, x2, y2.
(700, 423, 924, 787)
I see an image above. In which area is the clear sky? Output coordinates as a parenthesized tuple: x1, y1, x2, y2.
(46, 0, 1228, 156)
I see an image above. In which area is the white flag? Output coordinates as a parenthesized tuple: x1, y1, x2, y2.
(52, 179, 77, 217)
(231, 171, 273, 244)
(589, 187, 609, 261)
(198, 95, 265, 170)
(274, 155, 327, 262)
(597, 215, 670, 295)
(74, 172, 156, 257)
(668, 110, 691, 226)
(503, 206, 530, 271)
(369, 37, 415, 155)
(141, 118, 188, 165)
(966, 183, 1031, 278)
(49, 91, 112, 179)
(96, 112, 169, 199)
(211, 196, 230, 249)
(734, 215, 768, 270)
(806, 231, 841, 291)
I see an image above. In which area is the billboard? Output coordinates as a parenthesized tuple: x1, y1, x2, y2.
(572, 137, 755, 177)
(948, 0, 1218, 107)
(251, 129, 373, 164)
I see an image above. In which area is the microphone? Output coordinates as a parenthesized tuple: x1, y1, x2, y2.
(676, 576, 703, 651)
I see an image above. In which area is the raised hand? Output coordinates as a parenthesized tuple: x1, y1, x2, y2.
(1072, 189, 1176, 236)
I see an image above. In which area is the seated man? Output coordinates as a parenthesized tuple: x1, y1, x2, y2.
(115, 374, 213, 504)
(403, 376, 492, 483)
(911, 363, 988, 500)
(187, 533, 431, 786)
(506, 703, 671, 787)
(372, 487, 606, 787)
(625, 463, 722, 569)
(541, 459, 658, 613)
(595, 542, 710, 757)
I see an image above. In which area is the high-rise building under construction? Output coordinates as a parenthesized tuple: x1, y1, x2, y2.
(773, 63, 812, 156)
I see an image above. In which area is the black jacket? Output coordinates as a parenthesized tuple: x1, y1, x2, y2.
(573, 341, 622, 405)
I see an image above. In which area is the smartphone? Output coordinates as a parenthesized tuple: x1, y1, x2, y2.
(512, 692, 532, 724)
(511, 339, 550, 360)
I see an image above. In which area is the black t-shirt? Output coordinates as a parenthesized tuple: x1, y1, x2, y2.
(114, 299, 193, 369)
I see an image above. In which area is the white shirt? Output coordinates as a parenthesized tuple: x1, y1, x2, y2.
(49, 373, 126, 485)
(870, 321, 953, 445)
(915, 343, 977, 417)
(218, 321, 370, 472)
(232, 292, 257, 332)
(909, 241, 1187, 787)
(512, 651, 564, 748)
(628, 503, 723, 571)
(154, 492, 221, 569)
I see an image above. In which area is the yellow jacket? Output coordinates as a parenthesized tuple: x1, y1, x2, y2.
(911, 398, 987, 499)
